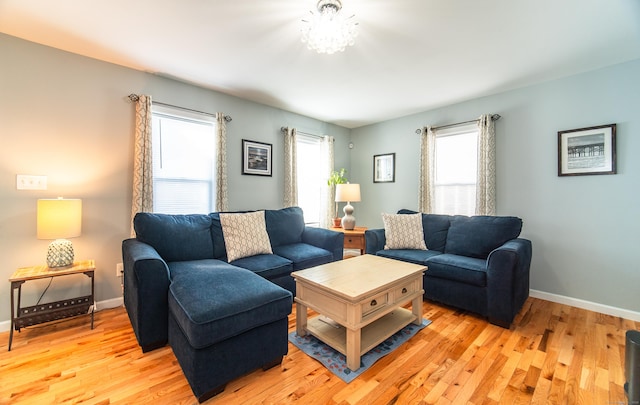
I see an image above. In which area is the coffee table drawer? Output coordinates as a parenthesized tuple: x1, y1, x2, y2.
(393, 279, 422, 303)
(362, 292, 388, 317)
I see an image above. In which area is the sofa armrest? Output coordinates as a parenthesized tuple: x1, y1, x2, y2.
(301, 227, 344, 261)
(122, 238, 171, 352)
(365, 229, 386, 254)
(486, 238, 532, 327)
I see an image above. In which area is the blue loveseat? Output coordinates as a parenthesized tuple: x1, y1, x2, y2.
(122, 206, 343, 402)
(365, 209, 532, 328)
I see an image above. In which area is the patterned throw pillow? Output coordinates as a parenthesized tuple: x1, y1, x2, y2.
(382, 212, 427, 250)
(220, 211, 273, 262)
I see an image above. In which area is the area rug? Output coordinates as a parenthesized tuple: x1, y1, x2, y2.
(288, 318, 431, 383)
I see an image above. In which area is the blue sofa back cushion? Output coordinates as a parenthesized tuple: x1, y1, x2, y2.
(264, 206, 305, 247)
(134, 213, 214, 262)
(209, 213, 227, 259)
(445, 215, 522, 259)
(398, 209, 451, 252)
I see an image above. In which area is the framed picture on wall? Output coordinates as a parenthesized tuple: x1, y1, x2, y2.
(373, 153, 395, 183)
(557, 124, 616, 176)
(242, 139, 272, 176)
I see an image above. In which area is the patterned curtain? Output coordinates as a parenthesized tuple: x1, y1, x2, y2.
(215, 113, 229, 211)
(320, 136, 335, 228)
(283, 127, 298, 207)
(476, 114, 496, 215)
(418, 126, 436, 213)
(130, 94, 153, 236)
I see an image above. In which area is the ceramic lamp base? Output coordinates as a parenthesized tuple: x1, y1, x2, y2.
(341, 202, 356, 230)
(46, 239, 75, 268)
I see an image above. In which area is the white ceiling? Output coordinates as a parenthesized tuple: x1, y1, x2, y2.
(1, 0, 639, 128)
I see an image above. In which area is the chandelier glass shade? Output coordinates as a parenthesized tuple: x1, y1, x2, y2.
(301, 0, 358, 54)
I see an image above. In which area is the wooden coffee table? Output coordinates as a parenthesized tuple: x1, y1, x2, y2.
(292, 254, 426, 371)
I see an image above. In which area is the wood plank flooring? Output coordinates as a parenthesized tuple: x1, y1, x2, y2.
(0, 297, 637, 404)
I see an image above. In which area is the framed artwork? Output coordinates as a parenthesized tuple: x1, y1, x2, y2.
(373, 153, 395, 183)
(557, 124, 616, 177)
(242, 139, 272, 176)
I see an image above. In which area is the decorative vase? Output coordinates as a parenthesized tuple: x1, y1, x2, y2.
(332, 218, 342, 228)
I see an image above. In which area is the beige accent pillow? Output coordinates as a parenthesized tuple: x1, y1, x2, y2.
(220, 211, 273, 262)
(382, 212, 427, 250)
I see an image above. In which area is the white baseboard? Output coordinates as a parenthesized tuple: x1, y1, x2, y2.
(529, 289, 640, 322)
(0, 296, 124, 333)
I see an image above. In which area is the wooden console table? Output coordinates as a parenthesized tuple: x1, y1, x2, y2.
(8, 259, 95, 351)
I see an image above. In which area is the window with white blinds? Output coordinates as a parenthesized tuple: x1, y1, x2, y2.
(434, 124, 478, 216)
(296, 134, 323, 226)
(151, 105, 217, 214)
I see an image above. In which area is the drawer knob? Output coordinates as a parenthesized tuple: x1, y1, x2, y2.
(370, 299, 377, 307)
(402, 287, 407, 294)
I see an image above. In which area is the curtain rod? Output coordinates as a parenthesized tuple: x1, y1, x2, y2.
(280, 127, 326, 140)
(127, 94, 232, 122)
(414, 114, 501, 134)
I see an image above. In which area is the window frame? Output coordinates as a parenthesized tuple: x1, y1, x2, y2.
(151, 105, 217, 215)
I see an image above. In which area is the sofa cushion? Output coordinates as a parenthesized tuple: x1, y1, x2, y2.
(398, 209, 451, 252)
(382, 212, 427, 250)
(265, 206, 305, 247)
(425, 254, 487, 287)
(134, 213, 214, 262)
(220, 211, 273, 261)
(167, 259, 241, 281)
(168, 266, 292, 349)
(209, 212, 227, 259)
(272, 243, 333, 271)
(376, 249, 443, 265)
(445, 216, 522, 259)
(230, 254, 293, 280)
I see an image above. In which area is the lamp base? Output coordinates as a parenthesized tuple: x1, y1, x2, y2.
(341, 202, 356, 230)
(46, 239, 75, 268)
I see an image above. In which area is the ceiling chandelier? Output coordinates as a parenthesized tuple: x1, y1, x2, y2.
(301, 0, 359, 55)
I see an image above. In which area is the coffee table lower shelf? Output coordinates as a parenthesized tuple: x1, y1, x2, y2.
(305, 307, 417, 357)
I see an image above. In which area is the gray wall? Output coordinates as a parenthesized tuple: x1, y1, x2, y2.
(2, 31, 638, 326)
(350, 59, 640, 314)
(0, 33, 350, 324)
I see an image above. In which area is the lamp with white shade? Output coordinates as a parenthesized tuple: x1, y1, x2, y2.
(335, 183, 360, 230)
(37, 198, 82, 268)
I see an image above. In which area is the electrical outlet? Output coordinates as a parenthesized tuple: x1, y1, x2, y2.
(16, 174, 47, 190)
(116, 263, 124, 277)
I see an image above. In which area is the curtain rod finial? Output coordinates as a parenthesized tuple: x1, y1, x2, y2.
(128, 94, 139, 102)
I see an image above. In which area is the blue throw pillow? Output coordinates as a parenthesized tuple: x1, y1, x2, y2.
(264, 207, 305, 247)
(134, 213, 214, 262)
(444, 215, 522, 259)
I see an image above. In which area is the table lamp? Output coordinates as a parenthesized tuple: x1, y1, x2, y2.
(335, 183, 361, 230)
(37, 198, 82, 268)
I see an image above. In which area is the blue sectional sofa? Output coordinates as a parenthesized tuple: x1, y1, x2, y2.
(365, 209, 532, 328)
(122, 206, 343, 402)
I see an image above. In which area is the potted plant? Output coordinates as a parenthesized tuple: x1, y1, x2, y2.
(327, 168, 347, 227)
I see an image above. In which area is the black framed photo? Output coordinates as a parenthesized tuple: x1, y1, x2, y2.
(242, 139, 272, 176)
(557, 124, 616, 176)
(373, 153, 395, 183)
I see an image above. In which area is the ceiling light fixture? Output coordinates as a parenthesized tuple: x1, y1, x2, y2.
(301, 0, 358, 55)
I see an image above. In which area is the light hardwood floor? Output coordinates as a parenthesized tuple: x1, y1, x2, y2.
(1, 297, 637, 404)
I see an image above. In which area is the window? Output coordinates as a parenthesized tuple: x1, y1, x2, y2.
(434, 125, 478, 216)
(296, 134, 324, 226)
(152, 105, 217, 214)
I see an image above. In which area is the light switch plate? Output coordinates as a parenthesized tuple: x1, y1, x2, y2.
(16, 175, 47, 190)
